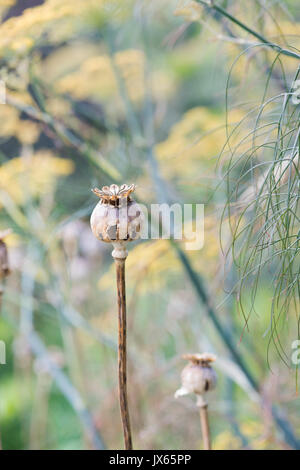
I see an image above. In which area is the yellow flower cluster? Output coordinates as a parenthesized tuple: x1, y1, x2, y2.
(266, 20, 300, 75)
(0, 0, 104, 55)
(214, 421, 271, 450)
(0, 0, 16, 5)
(58, 50, 144, 103)
(15, 120, 40, 145)
(0, 105, 40, 144)
(0, 0, 16, 11)
(156, 106, 250, 179)
(266, 20, 300, 45)
(225, 19, 300, 79)
(99, 240, 181, 292)
(0, 150, 74, 206)
(0, 0, 16, 18)
(99, 213, 220, 292)
(0, 106, 20, 137)
(156, 107, 224, 179)
(213, 430, 242, 450)
(57, 49, 174, 108)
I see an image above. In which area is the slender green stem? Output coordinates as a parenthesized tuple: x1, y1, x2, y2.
(197, 0, 300, 60)
(6, 95, 120, 181)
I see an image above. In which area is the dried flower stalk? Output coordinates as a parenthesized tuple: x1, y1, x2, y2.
(90, 184, 143, 450)
(114, 253, 131, 449)
(197, 395, 211, 450)
(0, 229, 11, 311)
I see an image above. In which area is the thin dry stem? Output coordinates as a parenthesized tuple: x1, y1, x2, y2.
(198, 401, 211, 450)
(114, 256, 133, 450)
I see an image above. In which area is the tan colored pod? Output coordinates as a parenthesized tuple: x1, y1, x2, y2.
(175, 353, 217, 398)
(90, 184, 144, 243)
(0, 229, 11, 280)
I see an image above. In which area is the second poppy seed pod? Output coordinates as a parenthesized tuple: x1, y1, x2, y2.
(175, 353, 217, 398)
(90, 184, 143, 245)
(0, 229, 11, 280)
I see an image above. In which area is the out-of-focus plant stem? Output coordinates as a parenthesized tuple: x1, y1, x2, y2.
(28, 331, 106, 450)
(196, 0, 300, 60)
(17, 242, 105, 450)
(6, 95, 120, 181)
(29, 372, 52, 450)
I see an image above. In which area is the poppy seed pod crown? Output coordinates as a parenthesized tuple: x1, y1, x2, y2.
(90, 184, 144, 257)
(175, 353, 217, 400)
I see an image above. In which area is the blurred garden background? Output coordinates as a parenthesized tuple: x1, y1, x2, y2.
(0, 0, 299, 450)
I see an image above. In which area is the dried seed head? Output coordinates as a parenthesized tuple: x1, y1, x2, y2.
(92, 184, 136, 203)
(90, 184, 143, 245)
(0, 229, 11, 280)
(182, 352, 216, 366)
(175, 352, 217, 399)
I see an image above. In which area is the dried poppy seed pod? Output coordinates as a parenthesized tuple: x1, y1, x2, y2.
(175, 353, 217, 450)
(0, 229, 11, 280)
(90, 184, 143, 449)
(175, 353, 217, 399)
(90, 184, 143, 259)
(0, 229, 11, 310)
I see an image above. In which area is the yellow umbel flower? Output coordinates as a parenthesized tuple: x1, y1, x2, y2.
(0, 0, 105, 55)
(58, 50, 145, 103)
(0, 106, 40, 142)
(0, 151, 74, 206)
(57, 48, 174, 109)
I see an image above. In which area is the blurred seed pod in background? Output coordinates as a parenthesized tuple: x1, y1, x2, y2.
(0, 229, 11, 310)
(175, 353, 217, 399)
(0, 229, 11, 281)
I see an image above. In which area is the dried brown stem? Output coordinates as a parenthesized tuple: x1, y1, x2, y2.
(114, 255, 133, 450)
(198, 402, 211, 450)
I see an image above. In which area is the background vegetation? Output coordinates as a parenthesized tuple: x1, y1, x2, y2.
(0, 0, 299, 450)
